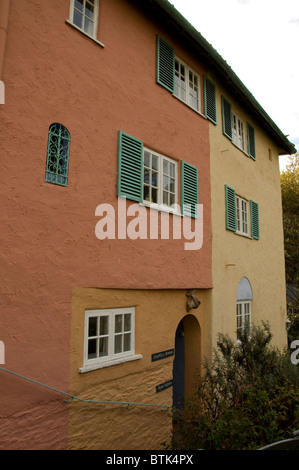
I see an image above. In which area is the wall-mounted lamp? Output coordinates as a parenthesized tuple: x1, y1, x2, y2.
(186, 289, 201, 312)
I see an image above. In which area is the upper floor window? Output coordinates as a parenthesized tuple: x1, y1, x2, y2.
(143, 149, 177, 209)
(225, 185, 259, 239)
(117, 131, 198, 218)
(69, 0, 99, 39)
(174, 58, 200, 112)
(236, 195, 248, 236)
(232, 113, 245, 151)
(222, 96, 256, 160)
(45, 123, 70, 187)
(156, 36, 217, 123)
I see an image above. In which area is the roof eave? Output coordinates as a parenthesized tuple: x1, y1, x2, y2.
(146, 0, 296, 155)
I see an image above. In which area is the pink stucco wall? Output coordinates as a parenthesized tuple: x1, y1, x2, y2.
(0, 0, 211, 448)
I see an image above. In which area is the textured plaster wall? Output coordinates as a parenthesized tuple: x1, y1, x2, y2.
(68, 288, 206, 450)
(209, 80, 288, 350)
(0, 0, 212, 449)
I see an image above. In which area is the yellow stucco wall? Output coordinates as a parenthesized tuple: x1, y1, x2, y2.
(209, 80, 288, 351)
(68, 287, 208, 450)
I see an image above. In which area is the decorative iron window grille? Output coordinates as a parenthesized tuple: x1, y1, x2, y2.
(45, 123, 70, 186)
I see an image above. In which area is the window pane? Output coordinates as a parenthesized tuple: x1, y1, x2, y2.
(100, 316, 108, 335)
(163, 159, 169, 175)
(163, 175, 169, 191)
(84, 17, 94, 36)
(169, 178, 175, 193)
(152, 188, 157, 203)
(115, 314, 123, 333)
(144, 151, 150, 168)
(73, 9, 83, 28)
(124, 314, 131, 332)
(114, 335, 122, 354)
(144, 168, 150, 185)
(152, 155, 158, 171)
(88, 338, 97, 359)
(74, 0, 84, 12)
(99, 337, 108, 357)
(169, 193, 175, 206)
(88, 317, 97, 337)
(144, 185, 150, 201)
(85, 1, 94, 19)
(163, 191, 169, 205)
(124, 333, 131, 352)
(152, 171, 158, 187)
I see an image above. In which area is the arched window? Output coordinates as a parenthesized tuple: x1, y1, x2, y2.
(236, 277, 252, 340)
(45, 123, 70, 186)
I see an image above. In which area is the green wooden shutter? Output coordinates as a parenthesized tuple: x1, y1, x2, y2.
(117, 131, 143, 202)
(225, 185, 236, 232)
(221, 96, 232, 139)
(250, 200, 259, 239)
(181, 161, 198, 218)
(247, 123, 256, 160)
(156, 35, 175, 93)
(204, 76, 217, 124)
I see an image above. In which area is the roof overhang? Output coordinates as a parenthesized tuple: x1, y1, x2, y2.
(133, 0, 296, 155)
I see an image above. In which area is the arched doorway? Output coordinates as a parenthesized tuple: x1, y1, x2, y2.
(173, 321, 185, 409)
(172, 315, 201, 410)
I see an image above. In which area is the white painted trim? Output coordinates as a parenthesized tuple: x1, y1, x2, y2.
(79, 354, 143, 373)
(66, 20, 105, 48)
(83, 307, 137, 370)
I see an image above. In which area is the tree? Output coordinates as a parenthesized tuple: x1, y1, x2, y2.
(280, 154, 299, 342)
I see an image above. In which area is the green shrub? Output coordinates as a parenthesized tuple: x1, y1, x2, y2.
(172, 322, 299, 450)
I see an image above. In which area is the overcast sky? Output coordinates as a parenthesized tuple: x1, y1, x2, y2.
(170, 0, 299, 169)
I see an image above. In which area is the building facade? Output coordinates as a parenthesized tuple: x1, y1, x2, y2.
(0, 0, 295, 450)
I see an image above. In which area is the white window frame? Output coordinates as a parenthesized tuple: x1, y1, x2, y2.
(237, 301, 251, 341)
(174, 57, 200, 112)
(143, 148, 179, 214)
(81, 307, 142, 372)
(232, 113, 245, 151)
(68, 0, 99, 40)
(236, 195, 249, 236)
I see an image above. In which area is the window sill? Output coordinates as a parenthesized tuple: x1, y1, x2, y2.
(235, 231, 253, 240)
(79, 354, 143, 373)
(172, 94, 207, 120)
(66, 20, 105, 48)
(230, 139, 256, 161)
(140, 201, 183, 217)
